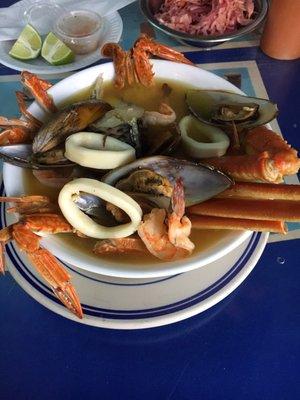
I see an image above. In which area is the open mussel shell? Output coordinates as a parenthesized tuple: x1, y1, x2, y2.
(73, 192, 117, 226)
(0, 144, 74, 170)
(32, 100, 112, 154)
(102, 156, 233, 206)
(186, 90, 278, 129)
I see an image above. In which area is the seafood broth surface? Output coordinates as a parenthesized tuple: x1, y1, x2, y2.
(23, 161, 228, 265)
(62, 78, 193, 119)
(23, 79, 230, 265)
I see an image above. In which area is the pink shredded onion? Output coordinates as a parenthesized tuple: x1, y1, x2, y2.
(154, 0, 255, 36)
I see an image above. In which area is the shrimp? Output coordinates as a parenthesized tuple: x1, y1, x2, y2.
(137, 178, 195, 261)
(142, 102, 176, 126)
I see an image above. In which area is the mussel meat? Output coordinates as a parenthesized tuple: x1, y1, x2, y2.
(116, 169, 173, 197)
(186, 90, 278, 130)
(211, 103, 259, 123)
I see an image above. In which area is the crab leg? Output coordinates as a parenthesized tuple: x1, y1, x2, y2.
(190, 215, 287, 234)
(0, 195, 56, 215)
(132, 46, 154, 87)
(244, 126, 300, 176)
(23, 213, 74, 234)
(125, 51, 136, 86)
(21, 71, 57, 113)
(132, 35, 193, 87)
(0, 209, 82, 318)
(102, 43, 128, 89)
(0, 243, 5, 274)
(0, 113, 37, 145)
(27, 249, 83, 319)
(0, 195, 51, 203)
(0, 226, 13, 274)
(203, 151, 283, 183)
(0, 116, 33, 129)
(0, 88, 42, 145)
(15, 91, 42, 130)
(134, 34, 193, 65)
(0, 127, 32, 145)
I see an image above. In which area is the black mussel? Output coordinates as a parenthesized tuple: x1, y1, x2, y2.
(32, 100, 112, 154)
(72, 192, 117, 226)
(102, 156, 232, 206)
(0, 144, 74, 169)
(186, 90, 278, 130)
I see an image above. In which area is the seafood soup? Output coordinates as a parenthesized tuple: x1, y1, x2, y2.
(22, 78, 231, 265)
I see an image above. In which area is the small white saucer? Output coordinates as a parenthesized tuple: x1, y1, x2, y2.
(0, 8, 122, 75)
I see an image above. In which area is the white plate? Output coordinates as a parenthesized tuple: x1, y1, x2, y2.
(2, 60, 252, 278)
(0, 183, 268, 329)
(0, 11, 123, 74)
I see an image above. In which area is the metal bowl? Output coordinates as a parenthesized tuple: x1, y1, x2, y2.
(140, 0, 268, 48)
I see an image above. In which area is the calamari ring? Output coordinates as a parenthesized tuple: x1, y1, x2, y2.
(58, 178, 142, 239)
(65, 132, 136, 169)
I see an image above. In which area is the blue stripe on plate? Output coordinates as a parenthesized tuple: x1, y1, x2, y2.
(64, 265, 179, 287)
(0, 182, 260, 319)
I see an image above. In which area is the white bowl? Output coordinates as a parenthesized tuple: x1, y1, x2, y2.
(3, 61, 252, 278)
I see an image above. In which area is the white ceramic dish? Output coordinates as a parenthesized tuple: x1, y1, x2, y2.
(0, 11, 123, 74)
(3, 60, 252, 278)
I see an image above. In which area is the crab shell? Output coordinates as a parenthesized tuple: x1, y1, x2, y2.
(101, 156, 233, 207)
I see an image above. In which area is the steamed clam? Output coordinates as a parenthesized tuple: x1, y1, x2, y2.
(186, 90, 278, 129)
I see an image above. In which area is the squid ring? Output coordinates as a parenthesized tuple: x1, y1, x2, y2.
(179, 115, 230, 159)
(65, 132, 136, 169)
(58, 178, 142, 239)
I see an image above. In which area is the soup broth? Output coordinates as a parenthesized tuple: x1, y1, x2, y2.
(23, 78, 229, 265)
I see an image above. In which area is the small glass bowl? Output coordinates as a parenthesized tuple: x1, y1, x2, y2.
(54, 10, 104, 55)
(23, 0, 65, 33)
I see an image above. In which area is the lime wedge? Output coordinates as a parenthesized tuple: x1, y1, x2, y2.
(9, 24, 42, 60)
(41, 32, 75, 65)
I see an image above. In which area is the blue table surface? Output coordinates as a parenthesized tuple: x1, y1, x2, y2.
(0, 1, 300, 399)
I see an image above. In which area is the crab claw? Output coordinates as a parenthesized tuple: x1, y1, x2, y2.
(27, 249, 83, 319)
